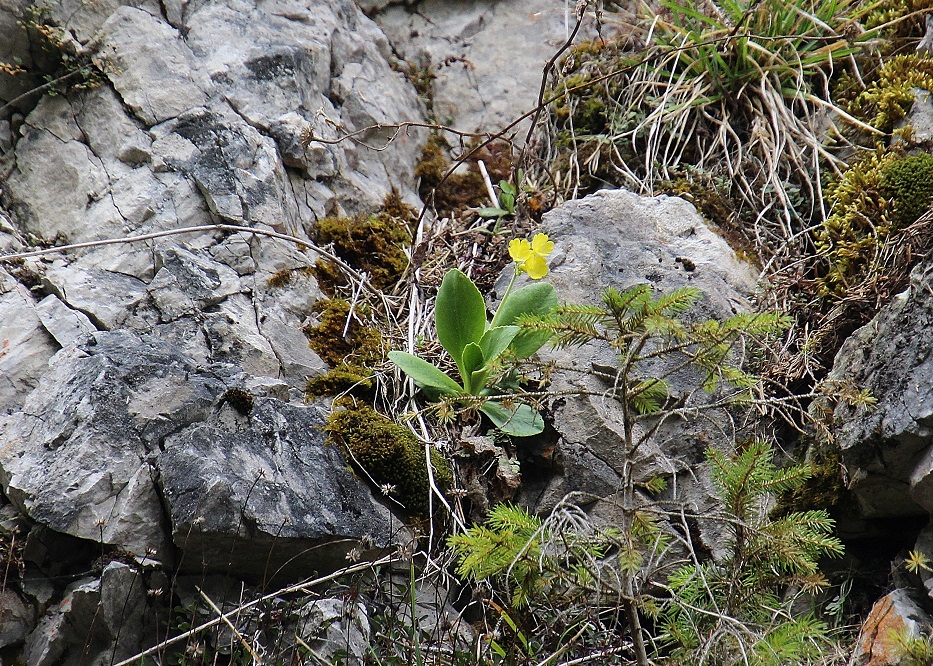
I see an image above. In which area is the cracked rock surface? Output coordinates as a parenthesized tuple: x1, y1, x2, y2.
(369, 0, 602, 137)
(0, 0, 422, 660)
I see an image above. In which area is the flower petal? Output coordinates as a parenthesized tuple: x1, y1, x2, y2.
(531, 233, 554, 256)
(509, 238, 532, 262)
(523, 254, 549, 280)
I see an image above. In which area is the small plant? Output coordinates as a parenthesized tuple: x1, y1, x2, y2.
(389, 233, 557, 436)
(659, 441, 844, 665)
(477, 178, 518, 220)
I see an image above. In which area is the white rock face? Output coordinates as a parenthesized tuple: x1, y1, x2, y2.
(371, 0, 603, 137)
(0, 3, 423, 653)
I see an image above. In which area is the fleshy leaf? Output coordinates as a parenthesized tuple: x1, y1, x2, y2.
(461, 343, 485, 394)
(436, 269, 487, 368)
(480, 401, 545, 437)
(479, 326, 520, 364)
(492, 282, 557, 358)
(388, 351, 464, 395)
(478, 207, 510, 218)
(470, 367, 492, 396)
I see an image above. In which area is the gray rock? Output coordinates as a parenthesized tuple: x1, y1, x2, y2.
(0, 333, 199, 559)
(21, 561, 157, 666)
(295, 598, 371, 665)
(0, 330, 396, 579)
(150, 103, 302, 231)
(160, 396, 397, 580)
(901, 88, 933, 144)
(148, 246, 242, 322)
(503, 189, 759, 516)
(42, 265, 152, 331)
(96, 6, 211, 126)
(0, 280, 58, 413)
(850, 589, 931, 666)
(5, 98, 123, 244)
(35, 294, 97, 348)
(0, 589, 33, 648)
(829, 260, 933, 518)
(373, 0, 602, 137)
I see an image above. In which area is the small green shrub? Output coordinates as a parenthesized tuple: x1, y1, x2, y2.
(660, 441, 843, 665)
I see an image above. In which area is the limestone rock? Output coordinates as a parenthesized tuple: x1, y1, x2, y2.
(34, 294, 96, 349)
(501, 189, 759, 518)
(828, 261, 933, 519)
(159, 396, 398, 580)
(0, 279, 58, 413)
(372, 0, 602, 137)
(0, 589, 33, 649)
(22, 561, 158, 666)
(0, 331, 395, 578)
(295, 598, 371, 665)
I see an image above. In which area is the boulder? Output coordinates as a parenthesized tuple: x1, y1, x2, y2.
(500, 189, 760, 521)
(0, 331, 398, 579)
(22, 561, 160, 666)
(828, 260, 933, 519)
(850, 589, 931, 666)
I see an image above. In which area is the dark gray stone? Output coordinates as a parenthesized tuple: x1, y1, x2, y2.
(160, 396, 397, 581)
(0, 330, 397, 581)
(829, 260, 933, 518)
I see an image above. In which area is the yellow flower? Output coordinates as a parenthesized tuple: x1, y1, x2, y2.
(508, 233, 554, 280)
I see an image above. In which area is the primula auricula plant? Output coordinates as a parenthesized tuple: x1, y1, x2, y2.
(389, 233, 558, 436)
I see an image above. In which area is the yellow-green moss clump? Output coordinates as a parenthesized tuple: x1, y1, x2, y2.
(882, 152, 933, 225)
(326, 403, 452, 516)
(415, 133, 511, 214)
(816, 149, 933, 296)
(312, 191, 416, 292)
(305, 299, 384, 397)
(863, 0, 933, 51)
(836, 54, 933, 134)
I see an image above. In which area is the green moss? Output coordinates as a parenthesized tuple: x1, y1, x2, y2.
(306, 364, 373, 397)
(816, 148, 900, 296)
(837, 54, 933, 134)
(325, 403, 452, 516)
(312, 191, 416, 292)
(882, 152, 933, 225)
(816, 149, 933, 296)
(304, 299, 384, 398)
(863, 0, 933, 49)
